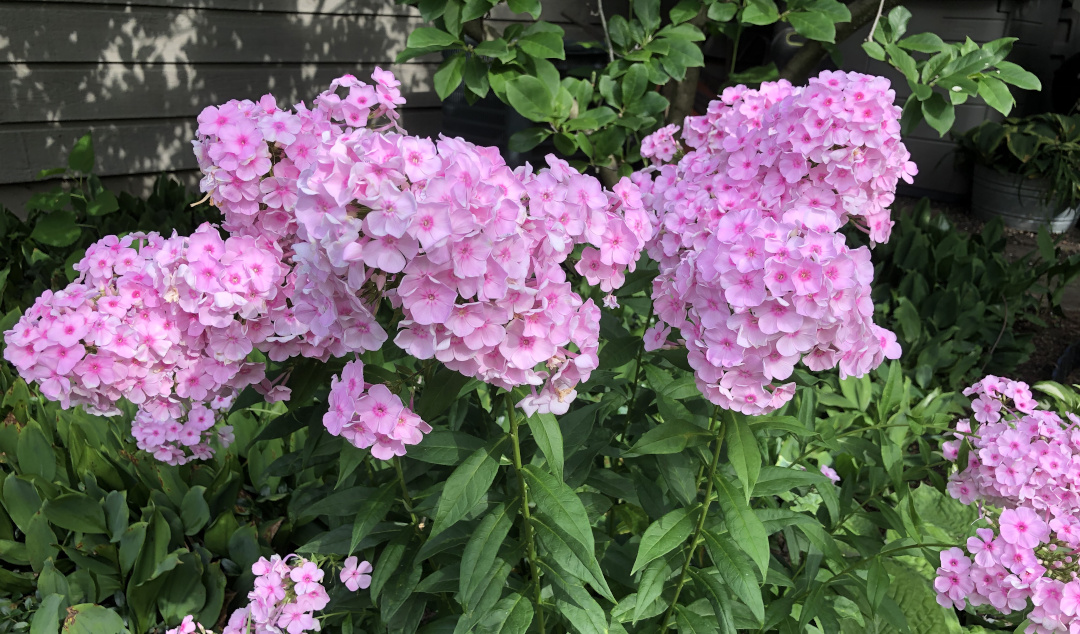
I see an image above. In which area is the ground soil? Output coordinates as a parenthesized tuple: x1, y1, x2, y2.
(895, 196, 1080, 386)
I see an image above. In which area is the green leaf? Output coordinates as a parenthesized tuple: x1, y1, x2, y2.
(976, 76, 1015, 116)
(627, 419, 712, 455)
(633, 0, 661, 32)
(507, 0, 541, 18)
(86, 190, 119, 216)
(61, 604, 129, 634)
(670, 0, 700, 24)
(43, 493, 108, 534)
(861, 41, 886, 61)
(712, 474, 769, 578)
(921, 93, 955, 137)
(459, 503, 513, 607)
(897, 32, 945, 53)
(622, 64, 649, 105)
(527, 412, 564, 481)
(462, 0, 495, 22)
(463, 55, 491, 98)
(30, 593, 65, 634)
(2, 476, 41, 533)
(349, 485, 396, 553)
(180, 486, 211, 535)
(688, 569, 737, 633)
(475, 38, 510, 58)
(788, 11, 836, 43)
(508, 128, 551, 153)
(36, 167, 67, 179)
(675, 606, 719, 633)
(518, 30, 565, 60)
(431, 444, 500, 536)
(408, 27, 460, 49)
(867, 559, 889, 611)
(524, 464, 614, 600)
(724, 413, 760, 502)
(408, 430, 485, 465)
(886, 5, 911, 40)
(435, 54, 466, 100)
(30, 210, 81, 248)
(992, 61, 1041, 91)
(505, 75, 554, 122)
(477, 592, 534, 633)
(751, 465, 829, 497)
(708, 1, 737, 21)
(67, 134, 94, 174)
(740, 0, 779, 25)
(631, 507, 694, 574)
(702, 529, 764, 624)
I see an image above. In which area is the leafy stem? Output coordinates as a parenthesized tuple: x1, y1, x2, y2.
(662, 406, 725, 630)
(506, 392, 547, 634)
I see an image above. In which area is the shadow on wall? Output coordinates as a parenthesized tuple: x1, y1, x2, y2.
(0, 0, 442, 189)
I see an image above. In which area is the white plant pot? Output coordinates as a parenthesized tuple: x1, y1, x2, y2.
(971, 163, 1079, 234)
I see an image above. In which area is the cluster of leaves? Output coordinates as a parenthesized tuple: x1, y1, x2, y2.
(0, 367, 242, 633)
(0, 133, 219, 317)
(862, 6, 1042, 136)
(958, 112, 1080, 210)
(398, 0, 855, 176)
(866, 199, 1080, 392)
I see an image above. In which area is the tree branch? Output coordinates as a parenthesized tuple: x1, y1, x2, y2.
(777, 0, 903, 85)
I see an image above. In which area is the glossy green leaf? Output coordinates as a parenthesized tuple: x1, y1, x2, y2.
(407, 27, 460, 49)
(527, 412, 564, 481)
(921, 93, 955, 137)
(688, 569, 737, 633)
(702, 529, 763, 624)
(631, 507, 694, 574)
(788, 11, 836, 43)
(435, 54, 467, 100)
(740, 0, 779, 25)
(67, 134, 94, 173)
(505, 75, 554, 122)
(43, 493, 108, 534)
(459, 503, 513, 606)
(507, 0, 541, 18)
(724, 413, 760, 502)
(180, 486, 211, 535)
(349, 485, 396, 553)
(712, 474, 769, 578)
(431, 445, 499, 536)
(30, 210, 81, 248)
(626, 419, 712, 455)
(477, 592, 534, 633)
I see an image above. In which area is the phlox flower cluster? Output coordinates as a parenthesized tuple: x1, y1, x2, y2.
(937, 375, 1080, 633)
(290, 127, 651, 416)
(192, 70, 404, 247)
(191, 71, 405, 363)
(633, 70, 913, 414)
(2, 226, 291, 463)
(166, 554, 372, 634)
(323, 359, 431, 457)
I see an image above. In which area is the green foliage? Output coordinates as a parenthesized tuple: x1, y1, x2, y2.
(399, 0, 852, 174)
(0, 133, 219, 318)
(869, 199, 1080, 392)
(957, 113, 1080, 210)
(864, 6, 1041, 136)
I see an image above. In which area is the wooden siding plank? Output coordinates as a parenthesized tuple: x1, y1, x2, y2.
(0, 5, 427, 63)
(1, 62, 440, 123)
(0, 106, 444, 183)
(3, 0, 604, 23)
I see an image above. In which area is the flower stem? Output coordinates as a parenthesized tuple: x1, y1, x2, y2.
(393, 456, 417, 526)
(621, 304, 655, 444)
(506, 392, 547, 634)
(662, 408, 725, 630)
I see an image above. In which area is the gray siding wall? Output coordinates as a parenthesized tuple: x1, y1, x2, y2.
(0, 0, 450, 208)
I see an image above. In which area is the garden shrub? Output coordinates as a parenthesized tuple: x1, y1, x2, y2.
(0, 55, 1065, 634)
(0, 134, 218, 318)
(868, 199, 1080, 392)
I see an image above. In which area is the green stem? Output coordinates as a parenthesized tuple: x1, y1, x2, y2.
(621, 305, 655, 444)
(506, 393, 547, 634)
(393, 456, 417, 525)
(662, 408, 725, 630)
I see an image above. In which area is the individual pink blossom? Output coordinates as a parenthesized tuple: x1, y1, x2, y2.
(340, 556, 373, 591)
